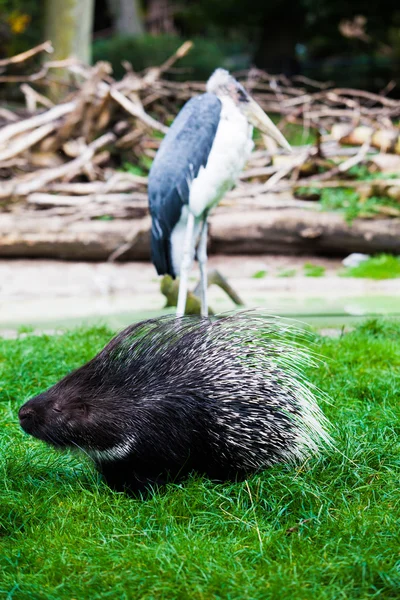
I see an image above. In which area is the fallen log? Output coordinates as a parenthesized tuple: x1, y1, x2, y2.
(0, 214, 151, 260)
(208, 209, 400, 256)
(0, 209, 400, 260)
(27, 192, 148, 206)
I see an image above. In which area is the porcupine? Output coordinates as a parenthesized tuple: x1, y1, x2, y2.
(19, 313, 332, 495)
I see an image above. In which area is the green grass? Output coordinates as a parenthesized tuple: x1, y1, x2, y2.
(341, 254, 400, 280)
(320, 189, 400, 224)
(303, 263, 326, 277)
(277, 268, 297, 278)
(297, 167, 400, 224)
(122, 155, 153, 175)
(121, 162, 147, 177)
(295, 186, 400, 224)
(252, 269, 268, 279)
(1, 321, 400, 599)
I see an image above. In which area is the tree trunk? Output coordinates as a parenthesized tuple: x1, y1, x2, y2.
(146, 0, 176, 35)
(107, 0, 144, 36)
(254, 13, 303, 75)
(45, 0, 95, 63)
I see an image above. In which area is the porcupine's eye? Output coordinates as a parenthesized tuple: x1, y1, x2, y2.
(70, 403, 90, 419)
(53, 401, 89, 421)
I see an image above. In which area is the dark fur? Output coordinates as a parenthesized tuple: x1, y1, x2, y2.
(19, 315, 329, 495)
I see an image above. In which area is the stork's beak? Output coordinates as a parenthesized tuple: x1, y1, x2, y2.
(245, 97, 291, 152)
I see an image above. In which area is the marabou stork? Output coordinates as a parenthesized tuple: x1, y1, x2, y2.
(148, 69, 291, 317)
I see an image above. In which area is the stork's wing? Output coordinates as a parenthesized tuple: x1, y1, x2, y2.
(148, 93, 221, 276)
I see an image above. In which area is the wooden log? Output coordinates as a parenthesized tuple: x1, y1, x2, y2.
(208, 209, 400, 256)
(20, 84, 55, 111)
(0, 209, 399, 260)
(0, 108, 19, 122)
(46, 174, 148, 194)
(0, 214, 151, 260)
(27, 192, 148, 206)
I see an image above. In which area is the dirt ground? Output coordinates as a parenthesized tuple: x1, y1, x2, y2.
(0, 255, 398, 333)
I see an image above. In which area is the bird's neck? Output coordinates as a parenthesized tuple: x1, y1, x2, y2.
(219, 96, 246, 122)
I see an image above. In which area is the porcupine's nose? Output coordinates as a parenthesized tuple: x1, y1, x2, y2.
(18, 404, 36, 432)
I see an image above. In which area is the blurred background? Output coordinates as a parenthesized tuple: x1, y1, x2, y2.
(0, 0, 399, 334)
(2, 0, 400, 89)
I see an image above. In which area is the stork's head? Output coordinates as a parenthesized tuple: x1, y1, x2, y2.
(207, 68, 291, 152)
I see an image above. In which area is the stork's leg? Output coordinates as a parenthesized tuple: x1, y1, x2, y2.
(176, 212, 195, 317)
(197, 217, 209, 318)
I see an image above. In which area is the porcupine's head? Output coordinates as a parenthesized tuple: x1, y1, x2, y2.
(17, 320, 165, 461)
(18, 346, 133, 461)
(18, 317, 214, 462)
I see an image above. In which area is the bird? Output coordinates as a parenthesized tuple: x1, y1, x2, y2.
(148, 68, 291, 318)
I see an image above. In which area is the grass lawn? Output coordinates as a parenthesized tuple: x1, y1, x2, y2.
(0, 319, 399, 599)
(340, 254, 400, 280)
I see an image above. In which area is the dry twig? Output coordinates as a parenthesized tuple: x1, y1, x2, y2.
(0, 41, 399, 224)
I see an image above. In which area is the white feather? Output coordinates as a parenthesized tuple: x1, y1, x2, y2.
(206, 68, 232, 94)
(189, 96, 253, 216)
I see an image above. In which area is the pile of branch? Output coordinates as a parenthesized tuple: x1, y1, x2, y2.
(242, 71, 400, 138)
(1, 41, 400, 225)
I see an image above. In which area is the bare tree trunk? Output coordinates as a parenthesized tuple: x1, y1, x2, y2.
(107, 0, 144, 36)
(45, 0, 95, 63)
(146, 0, 176, 35)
